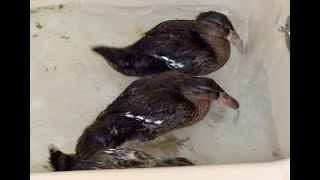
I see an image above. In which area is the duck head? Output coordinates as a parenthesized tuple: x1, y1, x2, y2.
(180, 77, 239, 109)
(196, 11, 246, 53)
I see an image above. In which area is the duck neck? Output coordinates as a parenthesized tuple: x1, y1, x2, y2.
(194, 99, 211, 120)
(184, 95, 211, 119)
(209, 37, 231, 61)
(197, 29, 231, 70)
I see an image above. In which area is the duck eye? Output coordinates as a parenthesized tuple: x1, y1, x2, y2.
(206, 19, 222, 27)
(191, 90, 201, 95)
(213, 92, 220, 99)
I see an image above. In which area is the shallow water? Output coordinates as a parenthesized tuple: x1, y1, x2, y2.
(30, 3, 282, 172)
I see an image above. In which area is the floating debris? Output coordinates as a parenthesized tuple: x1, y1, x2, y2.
(272, 152, 278, 157)
(35, 22, 43, 29)
(61, 35, 70, 39)
(59, 4, 64, 10)
(32, 34, 38, 38)
(30, 8, 40, 13)
(43, 165, 50, 170)
(44, 5, 54, 10)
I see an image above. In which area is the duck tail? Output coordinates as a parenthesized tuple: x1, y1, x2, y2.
(159, 157, 195, 167)
(48, 144, 76, 171)
(91, 46, 171, 76)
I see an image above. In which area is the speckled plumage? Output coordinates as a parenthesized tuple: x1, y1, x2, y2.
(92, 11, 244, 76)
(48, 145, 194, 171)
(75, 71, 239, 158)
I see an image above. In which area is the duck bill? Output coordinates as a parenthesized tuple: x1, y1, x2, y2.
(218, 92, 239, 109)
(226, 30, 246, 54)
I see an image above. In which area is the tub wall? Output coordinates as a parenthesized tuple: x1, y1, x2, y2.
(30, 0, 290, 179)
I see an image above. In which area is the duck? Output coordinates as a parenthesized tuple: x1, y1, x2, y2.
(48, 144, 194, 171)
(75, 71, 239, 158)
(92, 11, 245, 77)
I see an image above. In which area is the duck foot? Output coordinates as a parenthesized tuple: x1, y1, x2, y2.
(140, 135, 190, 155)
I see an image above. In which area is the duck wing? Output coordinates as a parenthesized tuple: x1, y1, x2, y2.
(105, 78, 196, 134)
(129, 20, 214, 74)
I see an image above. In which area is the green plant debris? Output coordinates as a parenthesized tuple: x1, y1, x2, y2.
(44, 5, 55, 9)
(61, 35, 70, 39)
(35, 22, 43, 29)
(43, 165, 50, 170)
(272, 152, 278, 157)
(30, 9, 38, 13)
(31, 4, 63, 13)
(30, 8, 40, 13)
(32, 34, 38, 38)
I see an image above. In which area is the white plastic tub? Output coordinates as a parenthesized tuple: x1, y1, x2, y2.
(30, 0, 290, 179)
